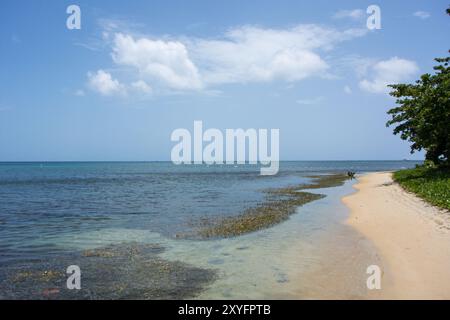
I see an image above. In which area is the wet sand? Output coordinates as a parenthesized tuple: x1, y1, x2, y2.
(343, 172, 450, 299)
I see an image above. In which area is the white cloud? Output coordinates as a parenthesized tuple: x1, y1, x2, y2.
(413, 11, 431, 19)
(359, 57, 419, 94)
(333, 9, 365, 20)
(344, 85, 352, 94)
(112, 33, 202, 90)
(87, 70, 125, 96)
(131, 80, 152, 93)
(87, 23, 367, 96)
(296, 97, 324, 105)
(190, 25, 366, 85)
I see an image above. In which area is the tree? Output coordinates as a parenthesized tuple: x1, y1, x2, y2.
(386, 7, 450, 165)
(386, 55, 450, 164)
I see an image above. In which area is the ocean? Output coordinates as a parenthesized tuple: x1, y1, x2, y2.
(0, 161, 421, 299)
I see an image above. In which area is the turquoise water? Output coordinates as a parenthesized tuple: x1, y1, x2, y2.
(0, 161, 420, 299)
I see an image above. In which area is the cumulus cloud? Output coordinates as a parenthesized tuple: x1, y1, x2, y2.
(413, 11, 431, 19)
(344, 85, 352, 94)
(131, 80, 152, 93)
(112, 33, 202, 90)
(359, 57, 419, 94)
(191, 25, 366, 85)
(87, 70, 125, 96)
(333, 9, 365, 20)
(86, 23, 367, 96)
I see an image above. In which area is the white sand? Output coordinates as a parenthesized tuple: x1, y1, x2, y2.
(342, 172, 450, 299)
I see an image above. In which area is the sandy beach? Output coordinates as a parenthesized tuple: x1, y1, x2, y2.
(343, 172, 450, 299)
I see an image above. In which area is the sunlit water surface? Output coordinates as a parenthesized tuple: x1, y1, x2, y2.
(0, 161, 420, 299)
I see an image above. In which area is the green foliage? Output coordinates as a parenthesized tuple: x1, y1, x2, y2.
(393, 167, 450, 210)
(386, 55, 450, 165)
(422, 159, 437, 169)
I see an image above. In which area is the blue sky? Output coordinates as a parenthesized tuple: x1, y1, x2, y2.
(0, 0, 449, 161)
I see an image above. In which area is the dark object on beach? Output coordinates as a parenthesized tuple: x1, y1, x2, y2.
(347, 171, 356, 179)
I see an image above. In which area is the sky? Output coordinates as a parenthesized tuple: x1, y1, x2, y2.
(0, 0, 449, 161)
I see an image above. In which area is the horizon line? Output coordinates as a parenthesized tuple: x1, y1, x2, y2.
(0, 159, 424, 163)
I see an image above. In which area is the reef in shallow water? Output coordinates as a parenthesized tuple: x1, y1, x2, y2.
(0, 243, 216, 300)
(194, 174, 349, 239)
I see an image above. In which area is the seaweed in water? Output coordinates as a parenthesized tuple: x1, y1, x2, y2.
(195, 174, 348, 238)
(0, 242, 216, 300)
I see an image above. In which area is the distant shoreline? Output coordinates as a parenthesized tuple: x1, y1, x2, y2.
(0, 160, 424, 163)
(343, 172, 450, 299)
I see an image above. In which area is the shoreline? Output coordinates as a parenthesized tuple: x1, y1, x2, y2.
(342, 172, 450, 299)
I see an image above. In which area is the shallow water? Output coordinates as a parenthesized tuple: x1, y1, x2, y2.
(161, 181, 381, 299)
(0, 161, 420, 299)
